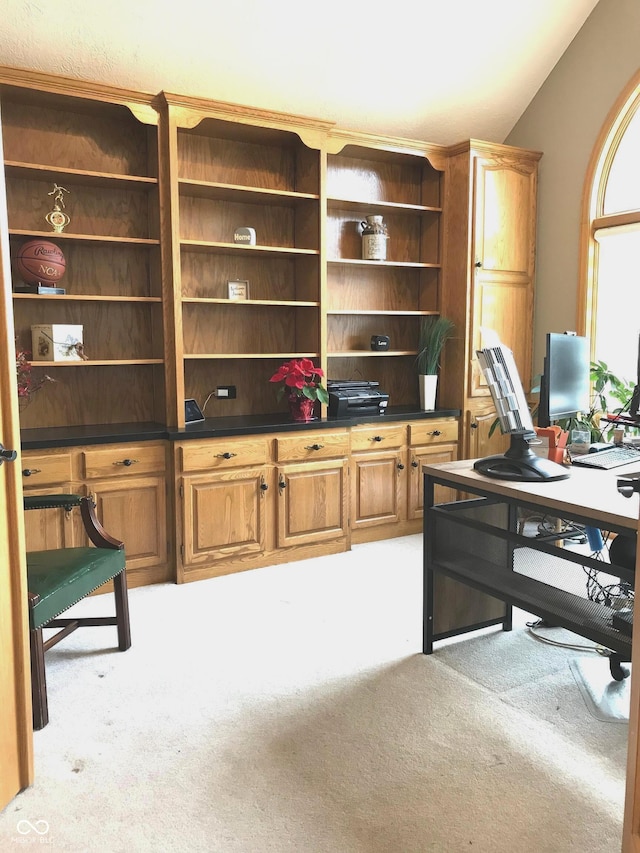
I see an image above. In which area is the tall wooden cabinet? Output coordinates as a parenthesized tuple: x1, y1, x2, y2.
(439, 141, 541, 460)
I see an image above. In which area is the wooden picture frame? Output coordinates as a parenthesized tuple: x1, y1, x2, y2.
(227, 280, 250, 301)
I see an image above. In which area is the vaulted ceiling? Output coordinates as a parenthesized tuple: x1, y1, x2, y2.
(1, 0, 599, 144)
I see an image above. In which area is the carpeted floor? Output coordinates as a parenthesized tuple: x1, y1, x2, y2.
(0, 535, 628, 852)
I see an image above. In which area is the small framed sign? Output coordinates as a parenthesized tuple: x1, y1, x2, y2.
(227, 280, 250, 301)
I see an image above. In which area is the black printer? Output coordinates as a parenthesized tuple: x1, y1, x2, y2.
(327, 380, 389, 419)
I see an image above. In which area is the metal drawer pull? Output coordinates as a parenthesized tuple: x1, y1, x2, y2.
(260, 477, 268, 492)
(427, 430, 442, 437)
(397, 462, 405, 470)
(305, 444, 324, 451)
(370, 435, 383, 442)
(114, 458, 139, 466)
(411, 459, 419, 468)
(22, 468, 42, 477)
(278, 477, 286, 491)
(215, 452, 237, 459)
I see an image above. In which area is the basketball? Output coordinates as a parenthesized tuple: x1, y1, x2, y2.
(15, 239, 66, 286)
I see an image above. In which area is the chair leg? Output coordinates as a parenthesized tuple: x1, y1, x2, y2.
(113, 569, 131, 651)
(30, 626, 49, 730)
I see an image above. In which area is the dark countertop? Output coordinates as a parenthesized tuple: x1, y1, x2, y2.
(20, 421, 169, 450)
(20, 407, 461, 450)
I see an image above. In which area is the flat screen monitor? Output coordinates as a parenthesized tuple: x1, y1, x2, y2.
(474, 342, 569, 481)
(537, 333, 591, 428)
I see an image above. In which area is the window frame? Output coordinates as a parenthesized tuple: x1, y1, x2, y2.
(578, 71, 640, 349)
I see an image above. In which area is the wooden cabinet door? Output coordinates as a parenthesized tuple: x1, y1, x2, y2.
(473, 155, 537, 279)
(471, 274, 534, 398)
(407, 445, 458, 520)
(81, 442, 170, 585)
(22, 485, 79, 551)
(182, 467, 267, 567)
(351, 449, 405, 531)
(90, 475, 168, 580)
(467, 408, 510, 462)
(21, 451, 76, 550)
(471, 155, 537, 397)
(276, 459, 347, 548)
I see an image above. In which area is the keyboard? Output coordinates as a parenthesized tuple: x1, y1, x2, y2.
(572, 445, 640, 470)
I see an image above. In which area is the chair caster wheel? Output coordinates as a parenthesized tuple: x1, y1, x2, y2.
(609, 654, 630, 682)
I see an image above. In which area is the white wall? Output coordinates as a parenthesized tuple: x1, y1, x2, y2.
(505, 0, 640, 374)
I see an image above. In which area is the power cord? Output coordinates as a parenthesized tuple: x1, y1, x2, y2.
(518, 512, 586, 543)
(583, 563, 634, 607)
(525, 618, 607, 654)
(201, 390, 217, 415)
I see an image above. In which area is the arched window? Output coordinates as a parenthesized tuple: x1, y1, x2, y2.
(581, 73, 640, 392)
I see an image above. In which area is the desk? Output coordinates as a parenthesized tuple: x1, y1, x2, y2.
(422, 458, 639, 677)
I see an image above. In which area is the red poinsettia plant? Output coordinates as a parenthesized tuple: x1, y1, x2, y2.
(269, 358, 329, 404)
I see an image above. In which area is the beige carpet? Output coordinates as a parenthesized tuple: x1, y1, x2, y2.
(0, 535, 628, 852)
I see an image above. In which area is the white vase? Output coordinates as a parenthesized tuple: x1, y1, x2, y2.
(419, 374, 438, 411)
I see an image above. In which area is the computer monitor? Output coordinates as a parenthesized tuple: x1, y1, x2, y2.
(537, 332, 591, 428)
(473, 342, 569, 481)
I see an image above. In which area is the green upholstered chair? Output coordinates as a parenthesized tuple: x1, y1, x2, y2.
(24, 494, 131, 730)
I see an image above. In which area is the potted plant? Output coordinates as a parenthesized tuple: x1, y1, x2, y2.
(269, 358, 329, 422)
(559, 359, 636, 442)
(416, 316, 455, 410)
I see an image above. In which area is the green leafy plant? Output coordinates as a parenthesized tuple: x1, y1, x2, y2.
(561, 360, 635, 441)
(416, 316, 455, 375)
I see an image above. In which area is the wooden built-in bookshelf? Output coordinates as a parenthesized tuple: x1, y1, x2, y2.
(1, 75, 165, 429)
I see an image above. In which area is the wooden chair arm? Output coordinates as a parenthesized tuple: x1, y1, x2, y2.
(80, 497, 124, 551)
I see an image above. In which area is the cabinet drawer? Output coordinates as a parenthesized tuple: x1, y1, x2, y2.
(181, 437, 268, 472)
(350, 424, 406, 452)
(274, 431, 349, 462)
(409, 420, 459, 446)
(21, 453, 72, 486)
(81, 444, 166, 479)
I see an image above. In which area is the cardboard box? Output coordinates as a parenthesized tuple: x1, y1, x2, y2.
(31, 324, 84, 362)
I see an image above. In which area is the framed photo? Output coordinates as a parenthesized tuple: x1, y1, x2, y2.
(227, 280, 250, 301)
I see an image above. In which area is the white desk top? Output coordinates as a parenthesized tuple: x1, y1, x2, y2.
(422, 457, 640, 533)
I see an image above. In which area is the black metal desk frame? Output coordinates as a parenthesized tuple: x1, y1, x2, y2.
(423, 468, 634, 678)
